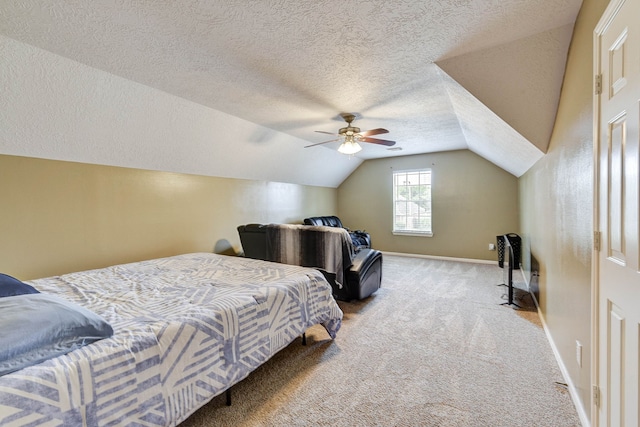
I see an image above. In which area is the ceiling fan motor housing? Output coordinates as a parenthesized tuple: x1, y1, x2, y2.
(339, 113, 360, 137)
(339, 126, 360, 136)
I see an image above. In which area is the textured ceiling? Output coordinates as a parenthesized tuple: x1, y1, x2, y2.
(0, 0, 582, 183)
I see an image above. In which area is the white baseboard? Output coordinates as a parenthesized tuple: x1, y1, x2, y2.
(519, 270, 590, 427)
(381, 251, 498, 265)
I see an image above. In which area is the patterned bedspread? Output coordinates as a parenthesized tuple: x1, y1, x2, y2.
(0, 253, 342, 426)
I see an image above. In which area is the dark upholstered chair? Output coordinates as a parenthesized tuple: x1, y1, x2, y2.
(237, 223, 382, 301)
(236, 224, 268, 260)
(303, 216, 371, 250)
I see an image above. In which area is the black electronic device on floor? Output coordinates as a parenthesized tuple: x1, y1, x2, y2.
(497, 234, 521, 309)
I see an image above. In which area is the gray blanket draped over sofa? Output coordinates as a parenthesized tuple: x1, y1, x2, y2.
(265, 224, 355, 288)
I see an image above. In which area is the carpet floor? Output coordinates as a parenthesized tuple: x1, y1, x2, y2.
(181, 255, 581, 426)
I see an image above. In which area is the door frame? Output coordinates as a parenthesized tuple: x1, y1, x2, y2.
(591, 11, 601, 422)
(591, 1, 631, 425)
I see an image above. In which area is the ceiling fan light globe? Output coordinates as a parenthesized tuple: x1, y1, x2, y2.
(338, 141, 362, 155)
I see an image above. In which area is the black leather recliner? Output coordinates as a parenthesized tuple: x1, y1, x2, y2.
(237, 223, 382, 301)
(303, 216, 372, 250)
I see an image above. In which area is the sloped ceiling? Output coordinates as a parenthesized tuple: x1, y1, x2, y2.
(0, 0, 581, 187)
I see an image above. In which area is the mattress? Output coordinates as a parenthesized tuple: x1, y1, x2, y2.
(0, 253, 342, 426)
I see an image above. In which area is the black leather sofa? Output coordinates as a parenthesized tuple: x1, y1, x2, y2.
(303, 216, 372, 250)
(237, 223, 382, 301)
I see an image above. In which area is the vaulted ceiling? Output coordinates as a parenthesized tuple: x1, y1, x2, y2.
(0, 1, 582, 186)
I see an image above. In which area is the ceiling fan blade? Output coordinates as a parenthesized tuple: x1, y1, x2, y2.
(315, 130, 338, 136)
(359, 128, 389, 137)
(361, 137, 396, 146)
(304, 138, 340, 148)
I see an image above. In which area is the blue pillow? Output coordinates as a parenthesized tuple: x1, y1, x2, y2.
(0, 273, 39, 297)
(0, 293, 113, 376)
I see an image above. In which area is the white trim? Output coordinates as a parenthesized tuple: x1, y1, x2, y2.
(381, 251, 498, 265)
(590, 0, 616, 424)
(520, 269, 591, 427)
(392, 231, 433, 237)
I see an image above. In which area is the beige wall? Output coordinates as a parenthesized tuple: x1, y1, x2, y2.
(337, 150, 519, 261)
(519, 0, 608, 420)
(0, 154, 336, 280)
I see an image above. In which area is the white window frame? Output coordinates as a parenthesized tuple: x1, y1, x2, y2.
(392, 169, 433, 237)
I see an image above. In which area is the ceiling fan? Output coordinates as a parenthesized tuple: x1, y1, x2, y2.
(305, 113, 396, 155)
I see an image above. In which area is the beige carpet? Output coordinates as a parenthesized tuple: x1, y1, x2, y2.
(181, 255, 581, 426)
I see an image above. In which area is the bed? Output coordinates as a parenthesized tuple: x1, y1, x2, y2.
(0, 253, 343, 426)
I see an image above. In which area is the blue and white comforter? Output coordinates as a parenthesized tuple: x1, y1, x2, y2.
(0, 253, 342, 426)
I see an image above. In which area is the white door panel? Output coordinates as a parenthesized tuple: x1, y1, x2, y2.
(595, 0, 640, 426)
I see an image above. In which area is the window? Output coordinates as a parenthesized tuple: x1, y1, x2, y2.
(393, 169, 432, 236)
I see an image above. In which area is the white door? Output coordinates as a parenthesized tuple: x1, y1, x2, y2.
(594, 0, 640, 426)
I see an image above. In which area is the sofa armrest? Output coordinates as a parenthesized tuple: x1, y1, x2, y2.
(303, 216, 344, 228)
(349, 249, 380, 276)
(341, 249, 383, 301)
(237, 224, 268, 260)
